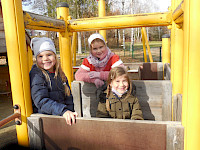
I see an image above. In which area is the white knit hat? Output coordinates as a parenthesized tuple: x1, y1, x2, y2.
(88, 33, 106, 48)
(30, 37, 56, 57)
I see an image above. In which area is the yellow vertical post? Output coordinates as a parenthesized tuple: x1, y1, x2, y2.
(1, 0, 33, 146)
(162, 34, 171, 64)
(56, 2, 72, 86)
(141, 29, 147, 62)
(182, 0, 200, 149)
(171, 0, 184, 121)
(141, 27, 153, 62)
(72, 32, 77, 80)
(182, 0, 189, 148)
(98, 0, 106, 41)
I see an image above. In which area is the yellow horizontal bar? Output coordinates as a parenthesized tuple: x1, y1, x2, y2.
(69, 12, 172, 32)
(172, 1, 184, 24)
(23, 11, 65, 32)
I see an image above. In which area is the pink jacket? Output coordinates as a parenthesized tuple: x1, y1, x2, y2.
(75, 54, 123, 83)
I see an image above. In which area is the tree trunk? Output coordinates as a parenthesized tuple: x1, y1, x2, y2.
(78, 32, 82, 54)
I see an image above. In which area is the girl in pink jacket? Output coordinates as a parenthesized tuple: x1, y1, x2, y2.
(75, 33, 123, 88)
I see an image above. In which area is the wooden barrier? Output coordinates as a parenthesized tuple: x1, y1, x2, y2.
(164, 63, 171, 80)
(72, 80, 172, 121)
(173, 93, 182, 121)
(138, 62, 163, 80)
(27, 114, 184, 150)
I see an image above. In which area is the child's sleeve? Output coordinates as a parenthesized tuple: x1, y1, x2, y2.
(75, 58, 96, 83)
(96, 101, 110, 118)
(30, 73, 70, 116)
(131, 97, 144, 120)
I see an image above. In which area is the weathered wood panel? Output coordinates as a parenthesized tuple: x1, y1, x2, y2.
(0, 38, 6, 47)
(27, 116, 44, 150)
(164, 63, 171, 80)
(167, 122, 184, 150)
(0, 23, 4, 31)
(124, 62, 143, 70)
(0, 31, 5, 39)
(72, 80, 172, 121)
(139, 62, 163, 80)
(173, 94, 182, 121)
(80, 81, 98, 117)
(71, 81, 82, 116)
(28, 114, 184, 150)
(133, 80, 172, 121)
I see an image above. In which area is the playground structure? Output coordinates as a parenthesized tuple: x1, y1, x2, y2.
(0, 0, 199, 149)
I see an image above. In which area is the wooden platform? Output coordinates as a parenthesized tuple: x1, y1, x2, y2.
(28, 114, 184, 150)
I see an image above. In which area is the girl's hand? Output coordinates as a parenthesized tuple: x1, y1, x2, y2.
(89, 71, 100, 79)
(63, 111, 78, 126)
(94, 79, 104, 88)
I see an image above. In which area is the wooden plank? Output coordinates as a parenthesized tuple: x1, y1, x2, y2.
(177, 94, 182, 122)
(0, 31, 5, 39)
(80, 81, 98, 117)
(0, 46, 6, 53)
(27, 116, 45, 150)
(164, 63, 171, 80)
(124, 62, 143, 70)
(157, 62, 164, 80)
(135, 80, 172, 121)
(173, 94, 182, 121)
(166, 123, 184, 150)
(0, 39, 6, 47)
(71, 81, 82, 116)
(162, 81, 172, 121)
(140, 63, 158, 80)
(39, 115, 170, 150)
(0, 23, 4, 31)
(173, 95, 178, 121)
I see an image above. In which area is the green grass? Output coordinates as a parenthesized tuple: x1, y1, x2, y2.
(125, 41, 162, 51)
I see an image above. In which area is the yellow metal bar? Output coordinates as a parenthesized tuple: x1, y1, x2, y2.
(72, 32, 77, 67)
(23, 11, 65, 32)
(182, 0, 200, 149)
(171, 0, 184, 122)
(182, 0, 189, 148)
(1, 0, 33, 147)
(170, 0, 175, 120)
(162, 34, 171, 64)
(141, 27, 153, 62)
(141, 28, 147, 62)
(56, 2, 72, 86)
(69, 12, 172, 32)
(172, 1, 184, 24)
(98, 0, 106, 41)
(27, 46, 33, 72)
(182, 0, 189, 149)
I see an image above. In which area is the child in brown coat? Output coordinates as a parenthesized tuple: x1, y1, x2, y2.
(96, 66, 143, 120)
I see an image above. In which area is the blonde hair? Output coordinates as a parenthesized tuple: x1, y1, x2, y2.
(106, 66, 132, 111)
(36, 54, 71, 96)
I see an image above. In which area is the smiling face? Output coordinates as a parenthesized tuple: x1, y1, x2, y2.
(110, 74, 129, 95)
(36, 50, 56, 72)
(91, 40, 107, 60)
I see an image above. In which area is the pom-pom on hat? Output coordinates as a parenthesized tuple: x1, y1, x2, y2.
(30, 37, 56, 57)
(88, 33, 106, 48)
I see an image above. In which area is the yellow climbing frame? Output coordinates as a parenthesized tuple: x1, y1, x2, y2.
(1, 0, 200, 150)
